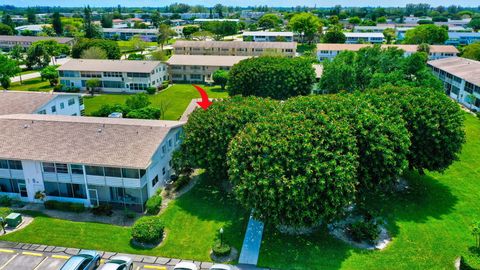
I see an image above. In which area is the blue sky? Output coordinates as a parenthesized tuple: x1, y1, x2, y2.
(10, 0, 480, 7)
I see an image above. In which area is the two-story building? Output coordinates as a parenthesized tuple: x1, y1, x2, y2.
(316, 44, 459, 62)
(166, 55, 250, 83)
(0, 35, 74, 50)
(0, 91, 84, 116)
(172, 40, 296, 57)
(428, 57, 480, 110)
(101, 28, 159, 42)
(445, 32, 480, 46)
(242, 31, 294, 42)
(344, 32, 384, 44)
(0, 114, 185, 211)
(57, 59, 168, 93)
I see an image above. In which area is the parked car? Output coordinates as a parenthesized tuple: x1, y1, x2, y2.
(210, 264, 233, 270)
(99, 256, 133, 270)
(173, 262, 198, 270)
(60, 250, 101, 270)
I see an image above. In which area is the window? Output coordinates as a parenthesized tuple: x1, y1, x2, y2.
(85, 166, 104, 176)
(80, 71, 101, 78)
(152, 175, 159, 187)
(122, 168, 139, 179)
(60, 102, 65, 109)
(126, 72, 149, 78)
(129, 83, 148, 91)
(140, 169, 146, 178)
(8, 160, 22, 170)
(162, 167, 166, 175)
(104, 167, 122, 177)
(38, 110, 46, 114)
(44, 181, 60, 196)
(103, 72, 122, 77)
(43, 163, 55, 173)
(168, 139, 172, 148)
(55, 163, 68, 174)
(102, 81, 124, 89)
(162, 145, 167, 154)
(0, 160, 8, 169)
(68, 98, 75, 106)
(0, 178, 21, 193)
(51, 105, 56, 113)
(59, 70, 78, 77)
(190, 74, 202, 80)
(70, 164, 83, 174)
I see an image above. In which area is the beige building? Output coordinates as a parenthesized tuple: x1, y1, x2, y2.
(0, 35, 74, 50)
(166, 55, 250, 83)
(172, 40, 296, 57)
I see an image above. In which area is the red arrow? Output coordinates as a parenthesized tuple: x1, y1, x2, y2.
(192, 84, 213, 110)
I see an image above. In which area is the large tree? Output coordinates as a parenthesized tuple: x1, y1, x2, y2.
(52, 12, 63, 35)
(288, 12, 321, 44)
(212, 69, 228, 90)
(83, 5, 99, 38)
(322, 25, 346, 43)
(403, 24, 448, 44)
(228, 112, 358, 227)
(468, 17, 480, 32)
(40, 65, 59, 86)
(157, 24, 176, 50)
(26, 40, 70, 68)
(461, 42, 480, 61)
(72, 38, 121, 59)
(0, 54, 21, 90)
(258, 13, 281, 29)
(0, 23, 14, 35)
(227, 56, 316, 99)
(80, 46, 108, 59)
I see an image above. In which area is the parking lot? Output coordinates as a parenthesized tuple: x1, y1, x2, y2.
(0, 249, 169, 270)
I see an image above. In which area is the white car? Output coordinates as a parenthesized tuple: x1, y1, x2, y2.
(99, 256, 133, 270)
(210, 264, 233, 270)
(173, 262, 198, 270)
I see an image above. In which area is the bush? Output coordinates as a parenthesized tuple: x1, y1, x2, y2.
(0, 207, 12, 218)
(0, 196, 12, 207)
(123, 209, 136, 219)
(212, 241, 231, 257)
(145, 196, 162, 215)
(53, 84, 64, 92)
(347, 218, 381, 244)
(146, 87, 156, 95)
(44, 200, 85, 213)
(174, 175, 191, 191)
(476, 112, 480, 120)
(91, 204, 113, 216)
(131, 216, 164, 244)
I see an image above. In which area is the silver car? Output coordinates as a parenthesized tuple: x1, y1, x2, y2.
(99, 256, 133, 270)
(210, 264, 233, 270)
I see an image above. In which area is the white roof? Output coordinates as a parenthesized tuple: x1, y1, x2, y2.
(345, 32, 384, 38)
(243, 31, 293, 37)
(58, 59, 163, 73)
(15, 24, 48, 31)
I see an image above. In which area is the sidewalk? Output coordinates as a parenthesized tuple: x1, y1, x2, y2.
(11, 72, 40, 83)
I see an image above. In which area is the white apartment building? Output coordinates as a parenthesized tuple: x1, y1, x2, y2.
(0, 91, 84, 116)
(0, 114, 185, 211)
(344, 32, 384, 44)
(317, 44, 459, 62)
(0, 35, 74, 50)
(242, 31, 294, 42)
(58, 59, 168, 93)
(173, 40, 296, 57)
(353, 25, 392, 33)
(102, 28, 158, 42)
(428, 57, 480, 110)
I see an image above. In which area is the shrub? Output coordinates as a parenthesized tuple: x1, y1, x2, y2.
(212, 241, 231, 257)
(0, 196, 12, 207)
(0, 207, 12, 218)
(146, 87, 156, 95)
(145, 196, 162, 215)
(476, 112, 480, 120)
(53, 84, 64, 92)
(347, 218, 381, 244)
(174, 175, 191, 191)
(123, 209, 136, 219)
(44, 200, 85, 213)
(91, 204, 113, 216)
(131, 216, 164, 244)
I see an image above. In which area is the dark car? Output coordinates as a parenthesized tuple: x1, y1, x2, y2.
(60, 250, 101, 270)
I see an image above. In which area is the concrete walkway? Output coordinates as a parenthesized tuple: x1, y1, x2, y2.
(11, 72, 40, 83)
(238, 214, 265, 266)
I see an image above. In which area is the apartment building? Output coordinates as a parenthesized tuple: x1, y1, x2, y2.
(0, 114, 184, 211)
(0, 91, 84, 116)
(167, 55, 250, 83)
(242, 31, 294, 42)
(101, 28, 158, 41)
(0, 35, 74, 50)
(353, 25, 392, 33)
(58, 59, 168, 93)
(344, 32, 384, 44)
(14, 24, 47, 35)
(316, 44, 459, 62)
(428, 57, 480, 110)
(446, 32, 480, 46)
(172, 41, 296, 57)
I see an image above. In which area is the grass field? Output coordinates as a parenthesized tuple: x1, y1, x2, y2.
(258, 113, 480, 270)
(83, 84, 229, 120)
(1, 174, 248, 262)
(1, 78, 52, 92)
(117, 40, 159, 52)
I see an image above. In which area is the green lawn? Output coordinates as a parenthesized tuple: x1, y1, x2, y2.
(258, 113, 480, 270)
(83, 84, 229, 120)
(2, 78, 52, 92)
(117, 40, 158, 52)
(0, 174, 248, 262)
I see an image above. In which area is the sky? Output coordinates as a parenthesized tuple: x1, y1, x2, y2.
(8, 0, 480, 8)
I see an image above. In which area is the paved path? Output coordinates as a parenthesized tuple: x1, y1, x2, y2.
(238, 214, 265, 266)
(11, 72, 40, 83)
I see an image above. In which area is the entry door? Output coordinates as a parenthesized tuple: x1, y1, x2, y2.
(18, 182, 27, 198)
(88, 189, 99, 206)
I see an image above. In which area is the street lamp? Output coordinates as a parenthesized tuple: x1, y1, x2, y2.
(219, 228, 224, 246)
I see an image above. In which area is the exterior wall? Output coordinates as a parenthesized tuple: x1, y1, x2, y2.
(0, 127, 183, 211)
(0, 39, 74, 50)
(102, 31, 158, 42)
(429, 65, 480, 111)
(173, 46, 295, 57)
(445, 33, 480, 46)
(317, 49, 455, 62)
(169, 64, 231, 83)
(59, 64, 168, 93)
(35, 95, 84, 116)
(345, 35, 384, 44)
(242, 34, 294, 42)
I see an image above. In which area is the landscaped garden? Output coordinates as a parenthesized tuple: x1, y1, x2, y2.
(83, 84, 229, 120)
(0, 175, 248, 262)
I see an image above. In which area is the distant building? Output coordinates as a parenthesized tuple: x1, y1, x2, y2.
(170, 19, 186, 26)
(242, 31, 294, 42)
(428, 57, 480, 110)
(316, 44, 458, 62)
(403, 15, 432, 24)
(58, 59, 168, 93)
(101, 28, 158, 41)
(173, 40, 296, 57)
(240, 11, 266, 19)
(353, 25, 392, 33)
(344, 32, 384, 44)
(0, 91, 84, 116)
(14, 24, 49, 35)
(0, 35, 74, 50)
(0, 114, 184, 211)
(435, 18, 471, 27)
(194, 18, 239, 23)
(166, 55, 250, 83)
(446, 32, 480, 46)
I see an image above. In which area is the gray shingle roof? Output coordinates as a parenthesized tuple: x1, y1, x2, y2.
(0, 91, 76, 115)
(166, 55, 250, 66)
(428, 57, 480, 86)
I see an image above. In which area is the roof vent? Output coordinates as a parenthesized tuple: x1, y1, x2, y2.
(97, 128, 102, 133)
(24, 124, 29, 129)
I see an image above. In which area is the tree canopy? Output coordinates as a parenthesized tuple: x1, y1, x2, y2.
(0, 54, 21, 89)
(403, 24, 448, 44)
(72, 38, 121, 59)
(258, 14, 281, 29)
(461, 42, 480, 61)
(212, 69, 229, 90)
(288, 12, 322, 44)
